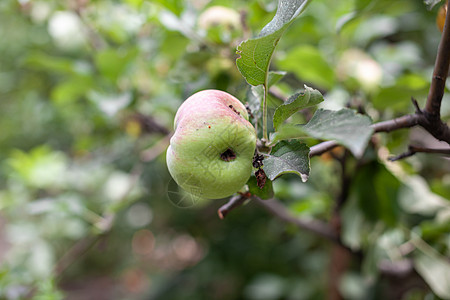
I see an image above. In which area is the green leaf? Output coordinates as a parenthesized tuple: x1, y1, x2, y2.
(154, 0, 184, 16)
(51, 76, 93, 104)
(303, 108, 373, 157)
(251, 74, 286, 112)
(268, 71, 287, 87)
(351, 162, 400, 226)
(247, 175, 274, 200)
(263, 140, 310, 182)
(276, 45, 335, 89)
(94, 48, 138, 82)
(272, 85, 323, 131)
(270, 124, 308, 144)
(398, 175, 450, 216)
(26, 53, 76, 74)
(415, 252, 450, 298)
(420, 219, 450, 241)
(373, 74, 429, 112)
(272, 109, 373, 157)
(236, 0, 312, 86)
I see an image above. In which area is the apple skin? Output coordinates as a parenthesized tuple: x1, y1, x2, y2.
(166, 90, 256, 199)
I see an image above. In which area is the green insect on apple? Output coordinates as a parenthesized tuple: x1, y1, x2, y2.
(166, 90, 257, 199)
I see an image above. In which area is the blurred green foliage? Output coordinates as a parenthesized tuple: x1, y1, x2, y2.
(0, 0, 449, 299)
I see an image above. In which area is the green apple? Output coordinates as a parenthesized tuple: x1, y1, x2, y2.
(166, 90, 256, 199)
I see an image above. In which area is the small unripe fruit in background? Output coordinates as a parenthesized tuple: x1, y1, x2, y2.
(198, 6, 241, 31)
(198, 6, 242, 44)
(166, 90, 256, 200)
(437, 1, 448, 32)
(336, 48, 382, 92)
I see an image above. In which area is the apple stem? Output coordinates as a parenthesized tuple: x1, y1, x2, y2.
(262, 84, 269, 142)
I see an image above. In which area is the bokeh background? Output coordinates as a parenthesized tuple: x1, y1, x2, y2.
(0, 0, 449, 299)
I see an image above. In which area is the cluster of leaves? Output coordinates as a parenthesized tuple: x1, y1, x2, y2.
(239, 1, 379, 199)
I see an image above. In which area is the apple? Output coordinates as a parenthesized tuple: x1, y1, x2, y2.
(166, 90, 256, 199)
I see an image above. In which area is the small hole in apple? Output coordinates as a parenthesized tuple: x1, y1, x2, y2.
(220, 148, 236, 162)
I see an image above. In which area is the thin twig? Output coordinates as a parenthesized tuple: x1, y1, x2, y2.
(411, 97, 422, 114)
(253, 196, 344, 246)
(53, 235, 103, 277)
(309, 140, 339, 157)
(140, 134, 172, 162)
(73, 6, 106, 51)
(389, 145, 450, 161)
(217, 193, 250, 219)
(53, 163, 143, 278)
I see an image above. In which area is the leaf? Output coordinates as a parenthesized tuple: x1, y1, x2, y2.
(95, 48, 138, 82)
(51, 76, 93, 104)
(272, 85, 323, 130)
(263, 140, 310, 182)
(303, 109, 373, 157)
(252, 86, 283, 110)
(276, 45, 335, 89)
(336, 12, 358, 33)
(398, 175, 450, 216)
(26, 54, 73, 74)
(415, 252, 450, 299)
(351, 162, 401, 226)
(268, 71, 287, 87)
(270, 124, 308, 144)
(247, 175, 274, 200)
(88, 91, 133, 117)
(236, 0, 312, 86)
(271, 109, 373, 157)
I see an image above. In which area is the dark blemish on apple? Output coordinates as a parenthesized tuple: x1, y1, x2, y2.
(220, 148, 236, 162)
(228, 105, 240, 116)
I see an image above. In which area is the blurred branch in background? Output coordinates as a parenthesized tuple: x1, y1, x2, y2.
(140, 134, 172, 162)
(389, 145, 450, 161)
(253, 197, 343, 247)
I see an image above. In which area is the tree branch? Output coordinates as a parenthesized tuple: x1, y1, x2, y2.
(389, 145, 450, 161)
(372, 114, 420, 133)
(53, 235, 103, 277)
(252, 196, 344, 246)
(425, 2, 450, 117)
(140, 134, 172, 162)
(418, 3, 450, 143)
